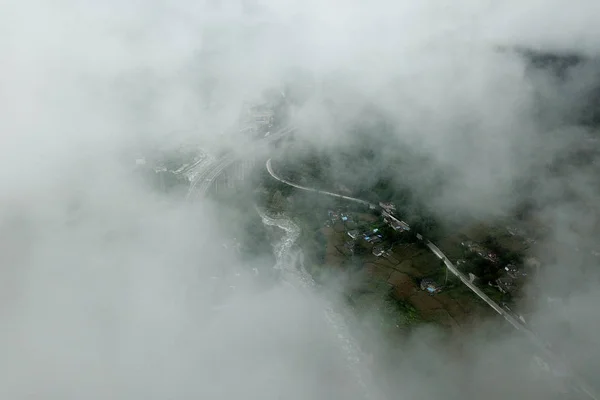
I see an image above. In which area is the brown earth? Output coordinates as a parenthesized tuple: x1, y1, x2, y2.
(387, 271, 416, 297)
(320, 217, 490, 334)
(364, 262, 393, 282)
(410, 290, 443, 313)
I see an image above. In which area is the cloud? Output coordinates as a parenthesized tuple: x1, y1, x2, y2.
(1, 0, 600, 399)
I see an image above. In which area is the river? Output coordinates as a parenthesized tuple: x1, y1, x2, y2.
(258, 209, 382, 400)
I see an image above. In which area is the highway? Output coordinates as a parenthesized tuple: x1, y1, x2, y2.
(265, 158, 598, 400)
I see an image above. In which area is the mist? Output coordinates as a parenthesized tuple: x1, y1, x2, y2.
(2, 0, 600, 399)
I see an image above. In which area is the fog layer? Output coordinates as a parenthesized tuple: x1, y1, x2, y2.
(1, 1, 600, 399)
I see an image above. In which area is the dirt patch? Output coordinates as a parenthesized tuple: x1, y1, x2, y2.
(435, 294, 467, 317)
(429, 309, 461, 333)
(373, 257, 397, 270)
(322, 227, 334, 236)
(409, 291, 443, 314)
(437, 237, 465, 261)
(394, 259, 423, 277)
(357, 213, 379, 223)
(364, 263, 393, 282)
(411, 251, 442, 275)
(332, 222, 346, 233)
(387, 271, 417, 298)
(446, 289, 495, 320)
(385, 254, 399, 265)
(496, 235, 530, 253)
(390, 244, 420, 260)
(325, 241, 345, 266)
(459, 222, 491, 241)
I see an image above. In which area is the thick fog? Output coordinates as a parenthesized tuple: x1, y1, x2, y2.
(2, 0, 600, 399)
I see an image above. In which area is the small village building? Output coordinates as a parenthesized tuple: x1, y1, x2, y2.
(379, 202, 396, 213)
(383, 212, 410, 231)
(420, 278, 441, 294)
(372, 245, 386, 257)
(364, 234, 383, 244)
(347, 230, 360, 240)
(504, 264, 524, 278)
(496, 275, 516, 294)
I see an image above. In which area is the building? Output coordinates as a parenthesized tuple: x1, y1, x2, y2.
(382, 211, 410, 231)
(496, 275, 516, 294)
(462, 241, 498, 263)
(347, 230, 360, 240)
(364, 234, 382, 244)
(344, 241, 356, 255)
(504, 264, 526, 279)
(372, 245, 386, 257)
(420, 278, 441, 294)
(379, 202, 396, 213)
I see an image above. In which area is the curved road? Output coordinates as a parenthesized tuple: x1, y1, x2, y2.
(266, 158, 598, 400)
(184, 130, 376, 399)
(186, 126, 295, 201)
(266, 159, 376, 209)
(266, 158, 531, 328)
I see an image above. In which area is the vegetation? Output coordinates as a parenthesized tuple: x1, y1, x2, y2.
(384, 294, 422, 326)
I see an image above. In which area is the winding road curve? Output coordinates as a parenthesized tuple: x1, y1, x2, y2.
(184, 128, 378, 399)
(266, 158, 598, 400)
(266, 159, 377, 209)
(266, 158, 532, 329)
(186, 126, 295, 201)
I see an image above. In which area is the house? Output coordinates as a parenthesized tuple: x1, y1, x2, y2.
(504, 264, 526, 279)
(383, 212, 410, 231)
(496, 275, 516, 294)
(462, 241, 498, 263)
(372, 245, 386, 257)
(487, 252, 499, 263)
(347, 230, 360, 240)
(364, 234, 382, 244)
(420, 278, 441, 294)
(379, 202, 396, 213)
